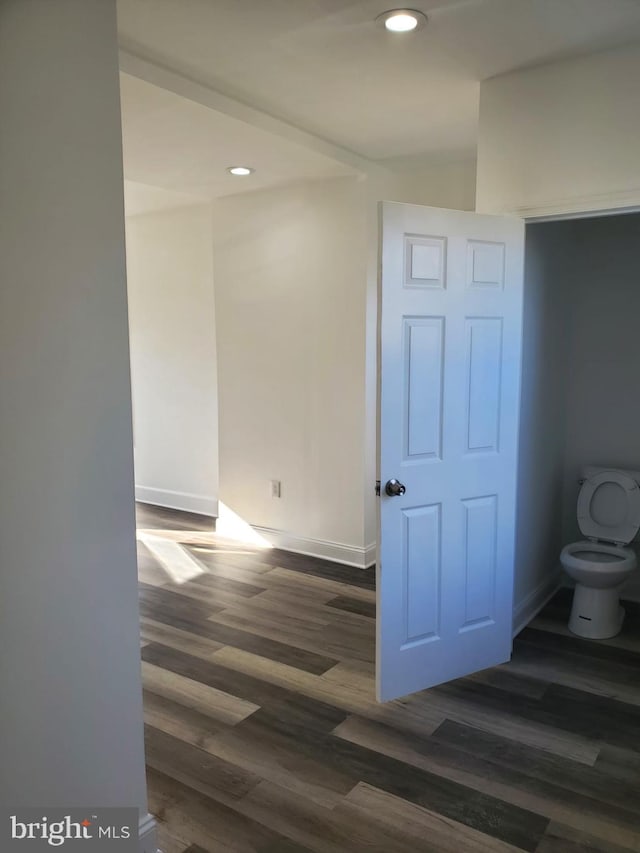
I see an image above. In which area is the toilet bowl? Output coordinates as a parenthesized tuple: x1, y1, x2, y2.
(560, 468, 639, 639)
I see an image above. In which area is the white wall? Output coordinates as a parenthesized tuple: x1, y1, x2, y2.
(385, 159, 477, 211)
(477, 44, 640, 217)
(213, 177, 371, 565)
(126, 205, 219, 516)
(211, 162, 479, 566)
(513, 222, 573, 631)
(0, 0, 151, 839)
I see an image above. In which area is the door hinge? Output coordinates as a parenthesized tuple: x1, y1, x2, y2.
(375, 480, 381, 496)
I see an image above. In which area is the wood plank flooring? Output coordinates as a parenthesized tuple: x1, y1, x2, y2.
(136, 504, 640, 853)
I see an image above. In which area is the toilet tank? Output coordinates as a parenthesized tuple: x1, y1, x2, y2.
(583, 465, 640, 484)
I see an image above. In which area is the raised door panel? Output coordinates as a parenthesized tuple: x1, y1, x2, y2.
(403, 317, 444, 462)
(402, 503, 441, 646)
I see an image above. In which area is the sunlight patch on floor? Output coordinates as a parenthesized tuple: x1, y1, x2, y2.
(214, 501, 273, 549)
(137, 531, 206, 584)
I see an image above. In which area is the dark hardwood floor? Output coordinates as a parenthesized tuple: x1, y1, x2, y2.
(136, 503, 640, 853)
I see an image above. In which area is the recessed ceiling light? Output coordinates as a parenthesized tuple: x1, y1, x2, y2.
(227, 166, 254, 176)
(377, 9, 427, 33)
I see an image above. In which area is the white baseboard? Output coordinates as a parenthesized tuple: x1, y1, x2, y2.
(513, 573, 562, 637)
(135, 486, 218, 518)
(364, 542, 377, 568)
(135, 493, 374, 568)
(251, 525, 375, 569)
(138, 813, 158, 853)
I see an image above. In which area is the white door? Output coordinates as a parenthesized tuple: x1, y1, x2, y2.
(377, 202, 524, 702)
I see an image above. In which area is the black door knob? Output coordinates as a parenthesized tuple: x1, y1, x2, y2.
(385, 479, 406, 497)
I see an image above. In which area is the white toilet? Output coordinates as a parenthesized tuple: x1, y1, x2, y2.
(560, 467, 639, 639)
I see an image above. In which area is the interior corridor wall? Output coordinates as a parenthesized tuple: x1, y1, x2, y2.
(0, 0, 149, 829)
(126, 204, 219, 516)
(212, 177, 370, 565)
(477, 43, 640, 217)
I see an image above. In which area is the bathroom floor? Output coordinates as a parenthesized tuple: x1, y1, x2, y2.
(137, 504, 640, 853)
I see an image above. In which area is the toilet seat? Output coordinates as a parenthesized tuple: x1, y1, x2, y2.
(577, 469, 640, 544)
(560, 540, 637, 574)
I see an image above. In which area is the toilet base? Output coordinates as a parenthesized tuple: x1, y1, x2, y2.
(568, 583, 625, 639)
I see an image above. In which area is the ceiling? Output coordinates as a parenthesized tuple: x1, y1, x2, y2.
(120, 72, 354, 212)
(117, 0, 640, 169)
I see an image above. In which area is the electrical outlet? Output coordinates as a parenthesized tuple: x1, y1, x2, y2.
(270, 479, 281, 499)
